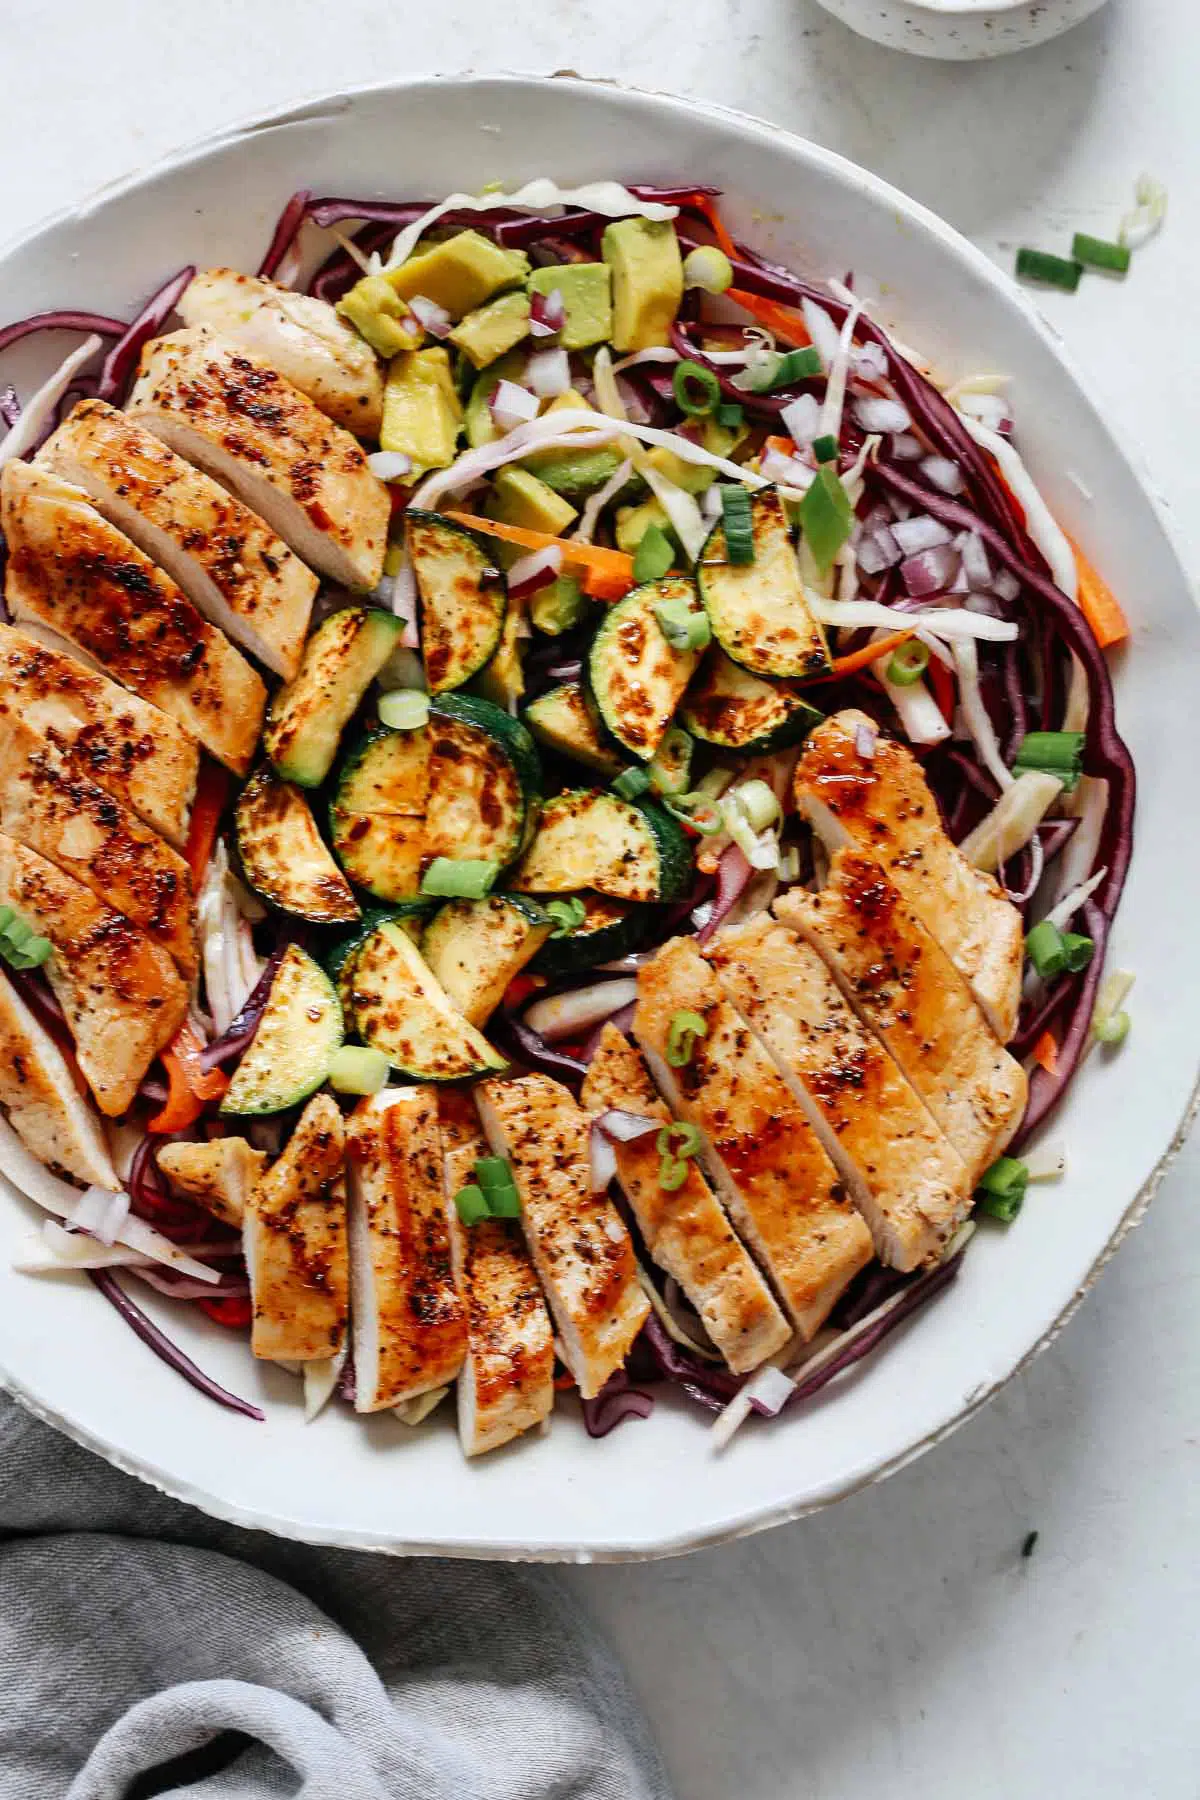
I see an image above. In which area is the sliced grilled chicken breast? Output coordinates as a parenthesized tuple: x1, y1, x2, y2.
(178, 269, 385, 438)
(0, 716, 196, 975)
(128, 327, 389, 591)
(40, 400, 319, 680)
(581, 1024, 792, 1373)
(775, 848, 1027, 1185)
(1, 462, 266, 774)
(475, 1074, 650, 1399)
(634, 937, 874, 1340)
(795, 710, 1023, 1042)
(158, 1136, 269, 1228)
(245, 1093, 348, 1364)
(439, 1094, 555, 1457)
(345, 1087, 467, 1410)
(0, 832, 187, 1117)
(0, 625, 198, 849)
(0, 970, 117, 1187)
(708, 916, 973, 1270)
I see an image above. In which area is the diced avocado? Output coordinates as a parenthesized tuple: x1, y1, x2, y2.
(380, 347, 462, 475)
(615, 497, 673, 555)
(520, 389, 625, 499)
(464, 350, 526, 448)
(528, 263, 613, 351)
(264, 607, 402, 788)
(645, 445, 714, 496)
(336, 275, 417, 358)
(386, 231, 529, 321)
(449, 290, 531, 370)
(487, 466, 577, 539)
(530, 575, 589, 636)
(602, 217, 684, 352)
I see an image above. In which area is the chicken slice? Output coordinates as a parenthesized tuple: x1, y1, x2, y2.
(157, 1136, 269, 1229)
(1, 462, 266, 774)
(794, 710, 1023, 1042)
(345, 1087, 466, 1411)
(0, 970, 117, 1187)
(39, 399, 319, 680)
(178, 269, 385, 438)
(581, 1024, 792, 1372)
(634, 937, 874, 1341)
(128, 327, 389, 591)
(475, 1073, 650, 1399)
(439, 1092, 555, 1456)
(244, 1093, 348, 1364)
(0, 624, 198, 849)
(708, 916, 973, 1271)
(775, 848, 1027, 1185)
(0, 715, 196, 975)
(0, 832, 187, 1116)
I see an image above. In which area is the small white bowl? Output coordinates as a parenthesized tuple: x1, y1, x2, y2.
(811, 0, 1109, 59)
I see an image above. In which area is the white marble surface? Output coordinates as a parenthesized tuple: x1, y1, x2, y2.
(3, 4, 1197, 1796)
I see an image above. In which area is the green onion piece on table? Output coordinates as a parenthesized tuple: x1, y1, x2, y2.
(1012, 729, 1085, 792)
(1071, 233, 1132, 275)
(798, 464, 853, 573)
(378, 689, 430, 731)
(720, 485, 755, 565)
(612, 766, 652, 800)
(545, 897, 587, 939)
(673, 361, 722, 418)
(886, 640, 931, 687)
(1015, 248, 1083, 292)
(976, 1155, 1030, 1223)
(653, 596, 711, 652)
(634, 522, 675, 584)
(420, 858, 499, 899)
(1093, 1008, 1130, 1046)
(666, 1008, 707, 1068)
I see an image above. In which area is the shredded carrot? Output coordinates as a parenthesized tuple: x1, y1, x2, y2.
(683, 193, 738, 261)
(1032, 1031, 1059, 1076)
(727, 288, 812, 348)
(553, 1371, 578, 1392)
(443, 510, 635, 587)
(147, 1021, 229, 1132)
(764, 434, 796, 460)
(1067, 535, 1130, 650)
(184, 763, 229, 887)
(806, 627, 917, 685)
(928, 654, 956, 725)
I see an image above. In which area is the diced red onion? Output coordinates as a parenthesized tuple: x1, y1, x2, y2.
(780, 393, 820, 448)
(900, 543, 960, 598)
(198, 950, 281, 1072)
(855, 721, 878, 759)
(956, 391, 1010, 433)
(959, 530, 992, 588)
(366, 450, 412, 482)
(855, 395, 912, 434)
(524, 976, 639, 1043)
(589, 1128, 618, 1192)
(88, 1270, 264, 1420)
(506, 545, 563, 601)
(698, 843, 753, 945)
(580, 1369, 655, 1437)
(857, 524, 902, 575)
(852, 340, 889, 381)
(490, 379, 540, 432)
(615, 375, 652, 425)
(890, 433, 924, 461)
(760, 448, 814, 489)
(594, 1107, 659, 1144)
(891, 515, 954, 555)
(991, 567, 1021, 603)
(257, 188, 312, 280)
(920, 454, 966, 495)
(526, 347, 571, 398)
(407, 294, 453, 339)
(68, 1186, 131, 1246)
(493, 1010, 590, 1086)
(529, 288, 566, 337)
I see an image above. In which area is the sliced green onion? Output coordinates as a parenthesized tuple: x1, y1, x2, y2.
(976, 1155, 1029, 1223)
(545, 897, 587, 939)
(633, 522, 675, 584)
(658, 1156, 689, 1192)
(664, 792, 724, 835)
(774, 346, 822, 385)
(655, 1121, 703, 1160)
(484, 1182, 522, 1219)
(1025, 919, 1094, 981)
(1071, 232, 1131, 275)
(715, 401, 744, 429)
(4, 915, 33, 947)
(673, 360, 722, 418)
(454, 1184, 490, 1226)
(696, 767, 733, 801)
(378, 688, 430, 730)
(474, 1155, 513, 1193)
(0, 906, 52, 970)
(1093, 1008, 1130, 1046)
(612, 766, 652, 800)
(1015, 248, 1082, 293)
(648, 726, 693, 796)
(720, 485, 755, 565)
(666, 1008, 707, 1068)
(682, 246, 734, 295)
(886, 639, 930, 687)
(798, 464, 853, 574)
(1012, 729, 1085, 793)
(653, 596, 711, 652)
(420, 857, 498, 899)
(733, 778, 780, 834)
(327, 1045, 390, 1096)
(812, 433, 838, 465)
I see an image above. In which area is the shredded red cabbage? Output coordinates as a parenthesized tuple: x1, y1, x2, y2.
(0, 309, 126, 358)
(96, 266, 195, 406)
(580, 1368, 655, 1437)
(257, 188, 313, 279)
(88, 1270, 264, 1420)
(199, 948, 283, 1072)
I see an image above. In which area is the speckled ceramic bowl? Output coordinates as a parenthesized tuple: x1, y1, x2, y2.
(811, 0, 1109, 59)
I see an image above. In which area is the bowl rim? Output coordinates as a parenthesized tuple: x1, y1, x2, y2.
(1, 68, 1196, 1561)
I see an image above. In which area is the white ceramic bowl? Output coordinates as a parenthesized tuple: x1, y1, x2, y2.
(0, 75, 1195, 1562)
(811, 0, 1108, 59)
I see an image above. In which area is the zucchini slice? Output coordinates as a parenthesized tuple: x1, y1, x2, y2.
(509, 789, 692, 904)
(325, 903, 432, 1012)
(681, 648, 825, 753)
(530, 890, 651, 978)
(586, 575, 704, 760)
(697, 489, 830, 680)
(330, 726, 429, 901)
(235, 767, 359, 925)
(264, 607, 403, 787)
(405, 510, 507, 693)
(523, 683, 623, 777)
(349, 918, 507, 1081)
(221, 945, 343, 1117)
(425, 693, 541, 867)
(422, 894, 551, 1026)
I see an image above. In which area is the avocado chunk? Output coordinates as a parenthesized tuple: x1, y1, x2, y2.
(449, 290, 531, 370)
(602, 218, 684, 352)
(615, 496, 673, 555)
(531, 576, 589, 636)
(520, 389, 625, 500)
(528, 263, 613, 351)
(386, 231, 529, 321)
(487, 466, 577, 539)
(380, 346, 463, 475)
(336, 275, 417, 358)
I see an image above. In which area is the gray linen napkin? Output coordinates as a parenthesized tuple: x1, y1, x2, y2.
(0, 1396, 672, 1800)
